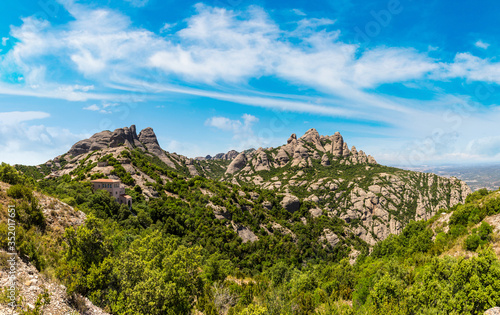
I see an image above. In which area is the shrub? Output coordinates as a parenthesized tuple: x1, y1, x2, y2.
(7, 185, 32, 200)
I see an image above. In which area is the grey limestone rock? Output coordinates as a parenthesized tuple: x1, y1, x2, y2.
(281, 194, 300, 213)
(226, 152, 247, 174)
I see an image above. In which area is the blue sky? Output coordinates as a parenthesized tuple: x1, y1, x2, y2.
(1, 0, 500, 167)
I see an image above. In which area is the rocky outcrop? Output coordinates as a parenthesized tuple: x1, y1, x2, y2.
(300, 128, 324, 152)
(252, 149, 271, 172)
(231, 222, 259, 243)
(331, 132, 344, 157)
(220, 129, 378, 178)
(281, 194, 300, 213)
(110, 125, 142, 148)
(342, 142, 350, 157)
(275, 149, 290, 166)
(69, 125, 147, 157)
(211, 150, 239, 160)
(0, 254, 109, 315)
(66, 125, 178, 169)
(485, 307, 500, 315)
(138, 127, 176, 168)
(226, 153, 247, 174)
(138, 127, 159, 151)
(291, 144, 309, 167)
(321, 154, 330, 166)
(68, 130, 113, 157)
(224, 150, 239, 160)
(320, 229, 340, 247)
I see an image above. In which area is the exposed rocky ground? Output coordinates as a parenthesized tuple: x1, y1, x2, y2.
(0, 253, 108, 315)
(0, 182, 108, 315)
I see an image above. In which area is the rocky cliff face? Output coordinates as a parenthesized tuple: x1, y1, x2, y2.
(218, 128, 471, 245)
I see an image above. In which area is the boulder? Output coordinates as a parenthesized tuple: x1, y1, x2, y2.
(321, 154, 330, 166)
(281, 194, 300, 213)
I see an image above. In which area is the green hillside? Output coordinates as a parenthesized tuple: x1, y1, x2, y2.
(2, 156, 500, 314)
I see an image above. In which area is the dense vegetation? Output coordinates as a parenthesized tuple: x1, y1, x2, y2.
(1, 161, 500, 314)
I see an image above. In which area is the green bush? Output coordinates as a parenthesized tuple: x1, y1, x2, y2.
(464, 222, 493, 251)
(7, 184, 33, 200)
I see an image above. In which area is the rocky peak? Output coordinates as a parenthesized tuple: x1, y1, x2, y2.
(351, 146, 358, 155)
(300, 128, 325, 152)
(331, 132, 344, 157)
(65, 125, 178, 167)
(224, 150, 239, 160)
(138, 127, 160, 147)
(109, 125, 141, 148)
(287, 133, 297, 144)
(300, 128, 319, 141)
(68, 125, 144, 157)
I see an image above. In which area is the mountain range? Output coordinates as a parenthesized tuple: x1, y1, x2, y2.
(39, 125, 470, 246)
(5, 124, 500, 314)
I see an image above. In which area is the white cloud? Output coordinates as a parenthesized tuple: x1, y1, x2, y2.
(0, 124, 84, 165)
(0, 111, 50, 125)
(83, 103, 115, 114)
(163, 139, 203, 157)
(1, 37, 8, 46)
(83, 104, 100, 111)
(205, 114, 267, 150)
(0, 2, 484, 114)
(291, 9, 306, 16)
(438, 53, 500, 84)
(467, 136, 500, 158)
(160, 23, 175, 33)
(475, 40, 490, 50)
(102, 102, 119, 108)
(0, 112, 85, 165)
(124, 0, 149, 8)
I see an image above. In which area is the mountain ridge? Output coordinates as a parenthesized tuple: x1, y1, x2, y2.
(33, 125, 472, 246)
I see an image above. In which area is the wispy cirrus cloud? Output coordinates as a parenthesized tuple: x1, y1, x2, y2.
(0, 111, 50, 125)
(0, 2, 441, 112)
(2, 2, 500, 165)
